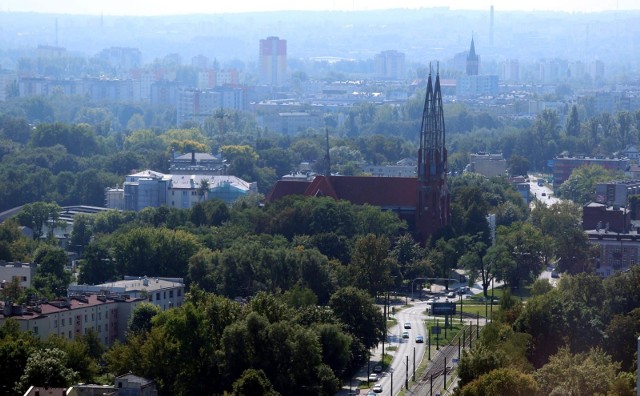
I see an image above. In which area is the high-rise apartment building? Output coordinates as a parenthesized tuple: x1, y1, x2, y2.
(259, 36, 287, 86)
(374, 50, 406, 80)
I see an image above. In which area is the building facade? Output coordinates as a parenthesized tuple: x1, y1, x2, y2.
(0, 294, 142, 347)
(552, 156, 629, 187)
(259, 36, 287, 86)
(467, 153, 507, 177)
(374, 50, 406, 80)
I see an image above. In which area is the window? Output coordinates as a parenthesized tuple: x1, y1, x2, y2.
(98, 312, 101, 320)
(156, 292, 160, 300)
(33, 327, 38, 335)
(92, 313, 95, 320)
(169, 290, 174, 298)
(54, 319, 58, 328)
(177, 288, 182, 297)
(163, 291, 166, 298)
(69, 331, 72, 339)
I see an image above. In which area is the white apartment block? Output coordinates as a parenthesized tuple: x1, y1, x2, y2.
(0, 261, 37, 289)
(0, 294, 142, 347)
(69, 276, 186, 311)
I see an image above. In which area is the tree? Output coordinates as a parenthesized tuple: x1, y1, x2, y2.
(329, 287, 384, 350)
(556, 164, 621, 205)
(16, 201, 62, 239)
(534, 347, 619, 396)
(78, 242, 116, 285)
(459, 368, 539, 396)
(128, 302, 161, 335)
(16, 348, 79, 394)
(232, 369, 279, 396)
(565, 104, 580, 137)
(507, 154, 530, 177)
(492, 222, 546, 290)
(349, 234, 392, 296)
(69, 213, 92, 254)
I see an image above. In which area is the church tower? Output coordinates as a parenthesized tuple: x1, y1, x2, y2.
(416, 68, 451, 242)
(466, 37, 479, 76)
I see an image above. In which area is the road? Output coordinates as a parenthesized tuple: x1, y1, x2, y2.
(528, 177, 561, 207)
(374, 301, 429, 395)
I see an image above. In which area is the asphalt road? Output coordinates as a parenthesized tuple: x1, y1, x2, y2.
(528, 177, 561, 206)
(373, 301, 429, 395)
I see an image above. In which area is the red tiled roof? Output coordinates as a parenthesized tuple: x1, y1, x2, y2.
(266, 180, 312, 202)
(266, 175, 419, 208)
(328, 176, 419, 207)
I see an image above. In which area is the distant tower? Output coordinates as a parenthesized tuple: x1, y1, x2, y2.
(416, 68, 451, 242)
(490, 6, 494, 47)
(259, 36, 287, 86)
(466, 37, 479, 76)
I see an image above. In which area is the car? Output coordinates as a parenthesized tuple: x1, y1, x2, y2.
(373, 365, 383, 373)
(416, 335, 424, 343)
(368, 373, 378, 382)
(402, 331, 409, 338)
(541, 192, 546, 196)
(366, 391, 376, 396)
(373, 383, 383, 393)
(404, 322, 411, 329)
(446, 291, 456, 298)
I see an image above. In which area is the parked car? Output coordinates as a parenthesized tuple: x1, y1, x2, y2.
(373, 384, 383, 393)
(369, 373, 378, 382)
(416, 335, 424, 343)
(373, 365, 383, 373)
(402, 331, 409, 338)
(366, 391, 376, 396)
(404, 322, 411, 329)
(446, 291, 456, 298)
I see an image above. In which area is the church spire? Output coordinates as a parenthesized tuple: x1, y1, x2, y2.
(466, 36, 479, 76)
(416, 64, 450, 242)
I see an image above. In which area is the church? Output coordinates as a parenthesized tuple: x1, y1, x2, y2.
(266, 71, 451, 244)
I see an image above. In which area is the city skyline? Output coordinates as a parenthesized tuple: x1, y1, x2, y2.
(2, 0, 639, 16)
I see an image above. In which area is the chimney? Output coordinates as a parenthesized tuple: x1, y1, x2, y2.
(191, 150, 196, 165)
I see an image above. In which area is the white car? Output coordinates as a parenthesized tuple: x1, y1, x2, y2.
(446, 291, 456, 298)
(368, 373, 378, 382)
(404, 322, 411, 329)
(373, 383, 383, 393)
(402, 331, 409, 338)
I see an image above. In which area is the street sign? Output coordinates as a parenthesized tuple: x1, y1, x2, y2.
(431, 302, 456, 315)
(431, 326, 441, 334)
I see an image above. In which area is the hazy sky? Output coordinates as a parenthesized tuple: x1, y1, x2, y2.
(1, 0, 638, 15)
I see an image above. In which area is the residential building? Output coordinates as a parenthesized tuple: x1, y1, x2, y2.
(97, 47, 142, 74)
(123, 170, 171, 211)
(24, 386, 69, 396)
(582, 202, 630, 233)
(552, 156, 629, 187)
(177, 87, 245, 126)
(0, 70, 17, 101)
(121, 169, 257, 210)
(467, 153, 507, 177)
(0, 293, 143, 347)
(0, 261, 37, 289)
(105, 187, 124, 210)
(374, 50, 406, 80)
(622, 145, 639, 164)
(69, 276, 185, 311)
(169, 151, 226, 175)
(114, 373, 158, 396)
(150, 80, 182, 107)
(587, 229, 640, 277)
(259, 36, 287, 86)
(257, 112, 324, 135)
(594, 179, 640, 208)
(457, 75, 499, 97)
(361, 158, 417, 177)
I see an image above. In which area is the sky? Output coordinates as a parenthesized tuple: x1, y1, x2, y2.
(1, 0, 639, 16)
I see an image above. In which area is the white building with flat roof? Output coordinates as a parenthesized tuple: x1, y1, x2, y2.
(69, 276, 185, 311)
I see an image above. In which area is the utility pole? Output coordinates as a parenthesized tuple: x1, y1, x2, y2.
(405, 355, 409, 389)
(413, 347, 416, 381)
(390, 371, 393, 396)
